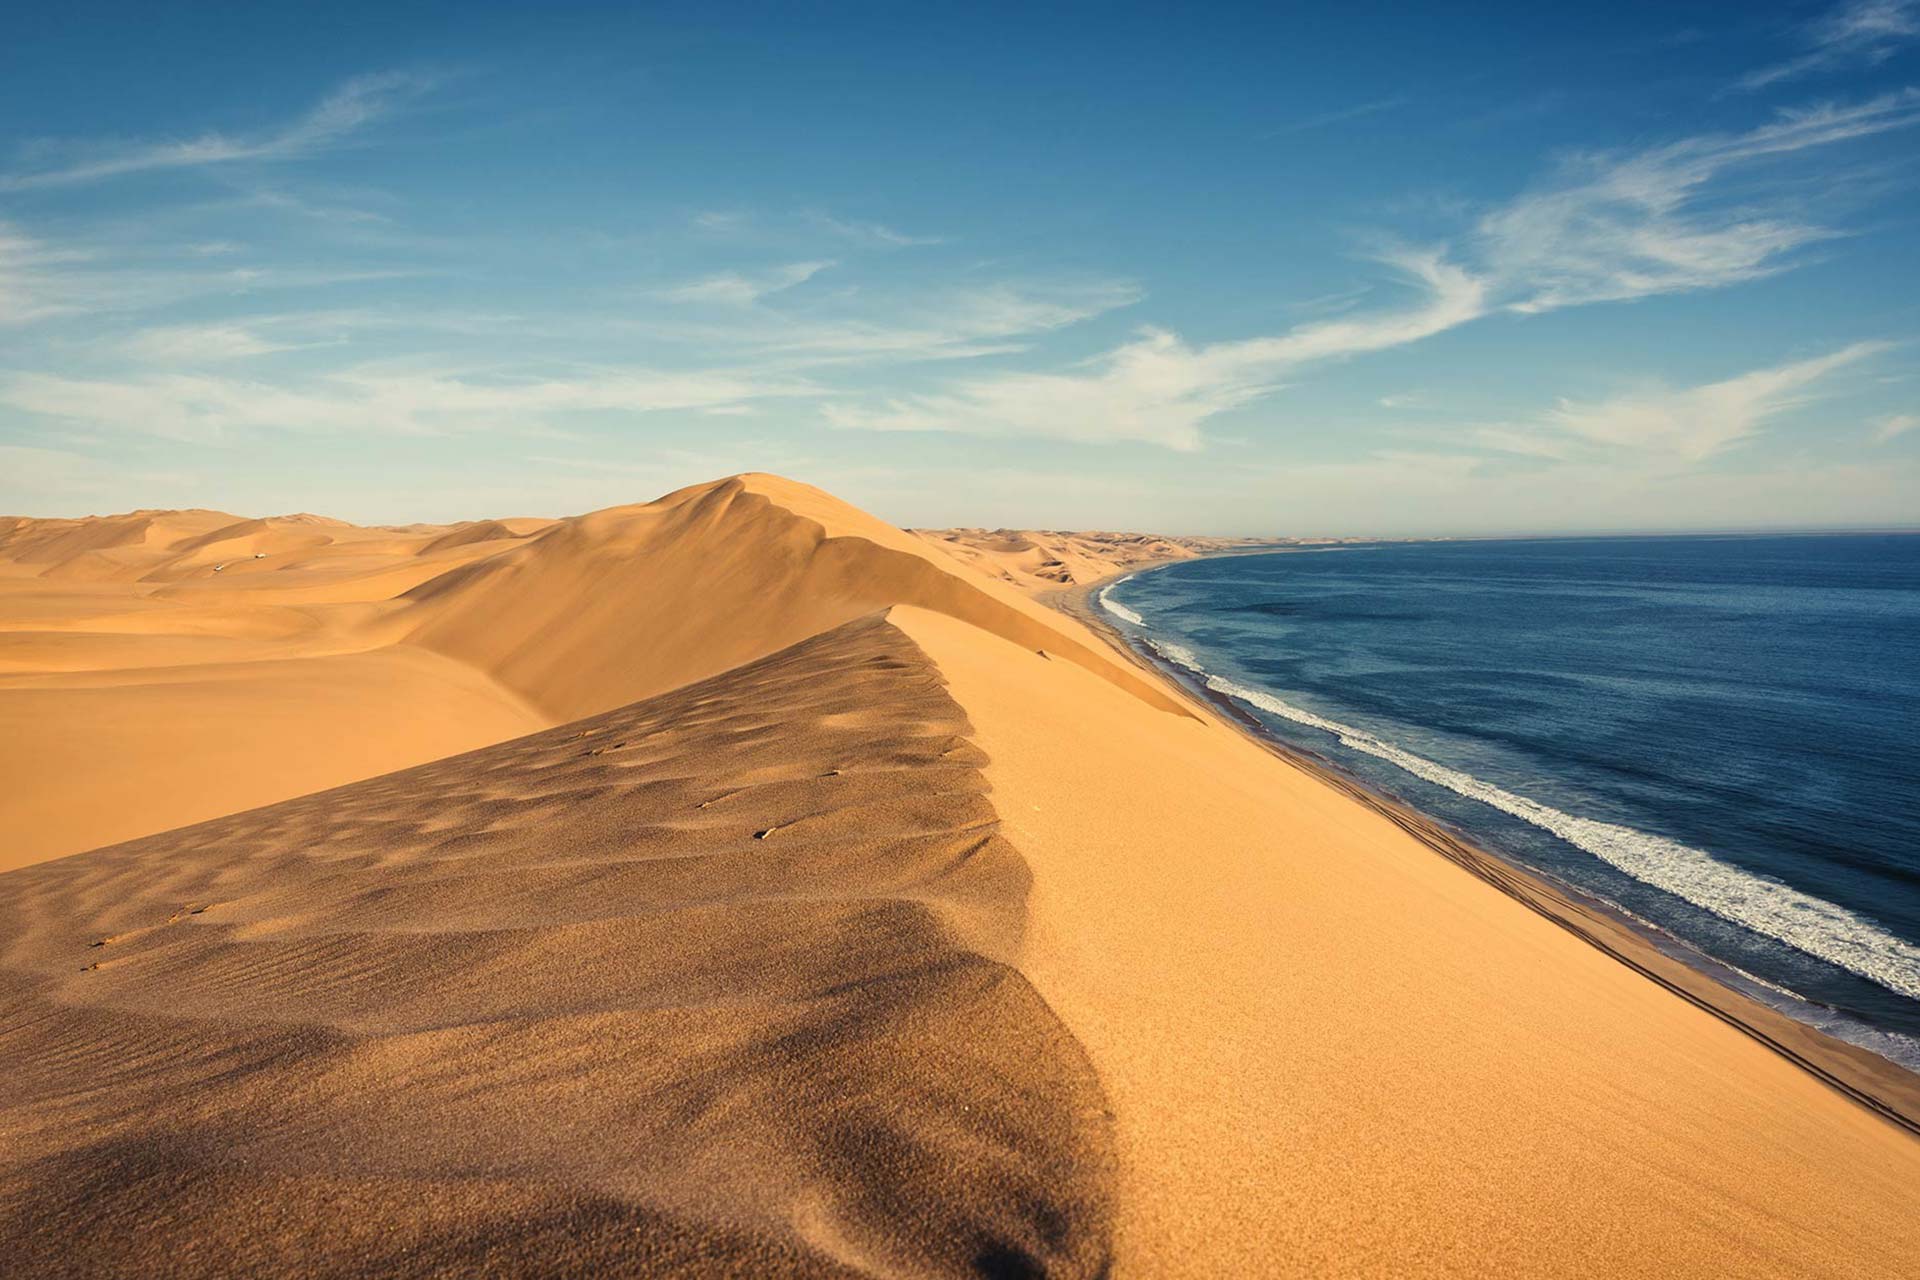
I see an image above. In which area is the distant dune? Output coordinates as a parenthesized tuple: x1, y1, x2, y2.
(911, 526, 1281, 594)
(2, 476, 1917, 1276)
(0, 476, 1175, 868)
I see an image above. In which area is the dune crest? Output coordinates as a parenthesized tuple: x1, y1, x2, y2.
(401, 474, 1188, 722)
(0, 615, 1115, 1277)
(913, 526, 1260, 593)
(0, 475, 1181, 868)
(3, 475, 1919, 1275)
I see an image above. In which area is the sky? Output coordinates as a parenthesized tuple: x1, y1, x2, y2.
(2, 0, 1918, 535)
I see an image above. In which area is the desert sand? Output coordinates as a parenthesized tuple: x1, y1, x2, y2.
(0, 482, 1173, 869)
(911, 526, 1287, 595)
(2, 474, 1918, 1276)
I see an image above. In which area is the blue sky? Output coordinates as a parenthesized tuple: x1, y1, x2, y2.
(2, 1, 1918, 534)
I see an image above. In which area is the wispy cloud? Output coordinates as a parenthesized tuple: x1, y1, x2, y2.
(121, 322, 310, 363)
(0, 220, 432, 329)
(0, 364, 821, 442)
(1739, 0, 1919, 92)
(1873, 411, 1919, 441)
(689, 209, 944, 249)
(825, 251, 1483, 449)
(1263, 96, 1410, 137)
(1477, 91, 1920, 312)
(806, 213, 945, 248)
(0, 223, 91, 325)
(748, 281, 1142, 366)
(659, 260, 835, 306)
(609, 277, 1141, 370)
(821, 91, 1916, 451)
(0, 71, 435, 190)
(1477, 343, 1888, 463)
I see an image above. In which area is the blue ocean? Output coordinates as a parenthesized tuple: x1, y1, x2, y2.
(1099, 535, 1920, 1062)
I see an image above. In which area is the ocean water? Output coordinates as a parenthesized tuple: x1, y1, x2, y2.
(1099, 535, 1920, 1062)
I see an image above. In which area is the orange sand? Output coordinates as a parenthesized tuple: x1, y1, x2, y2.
(2, 476, 1917, 1275)
(911, 526, 1272, 594)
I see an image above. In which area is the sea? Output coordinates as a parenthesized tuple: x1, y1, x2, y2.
(1097, 534, 1920, 1065)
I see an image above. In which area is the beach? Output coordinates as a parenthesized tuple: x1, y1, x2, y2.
(3, 475, 1918, 1276)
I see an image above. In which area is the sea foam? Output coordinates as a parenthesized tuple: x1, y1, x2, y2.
(1146, 639, 1920, 1004)
(1097, 581, 1145, 627)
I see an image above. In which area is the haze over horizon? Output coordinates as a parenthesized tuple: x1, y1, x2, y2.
(5, 1, 1920, 535)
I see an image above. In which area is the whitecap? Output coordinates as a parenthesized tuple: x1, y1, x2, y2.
(1185, 669, 1920, 1003)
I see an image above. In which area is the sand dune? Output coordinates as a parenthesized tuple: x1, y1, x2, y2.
(896, 605, 1920, 1275)
(0, 616, 1111, 1276)
(3, 475, 1918, 1275)
(0, 476, 1171, 868)
(911, 526, 1271, 594)
(402, 475, 1183, 722)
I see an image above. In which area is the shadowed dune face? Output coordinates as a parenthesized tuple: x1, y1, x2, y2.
(401, 474, 1188, 723)
(1, 473, 1184, 868)
(0, 615, 1115, 1278)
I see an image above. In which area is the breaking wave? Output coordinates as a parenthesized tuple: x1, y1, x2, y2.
(1144, 637, 1920, 1004)
(1097, 581, 1145, 627)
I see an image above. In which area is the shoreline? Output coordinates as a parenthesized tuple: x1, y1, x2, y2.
(1048, 559, 1920, 1137)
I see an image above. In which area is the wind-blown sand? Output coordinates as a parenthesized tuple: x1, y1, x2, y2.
(2, 475, 1917, 1276)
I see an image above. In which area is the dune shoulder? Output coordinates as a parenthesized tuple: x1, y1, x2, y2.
(0, 613, 1114, 1277)
(0, 476, 1176, 868)
(2, 475, 1917, 1276)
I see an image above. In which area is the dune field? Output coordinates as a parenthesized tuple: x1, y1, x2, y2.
(2, 474, 1918, 1276)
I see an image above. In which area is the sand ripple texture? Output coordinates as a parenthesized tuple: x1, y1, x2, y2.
(0, 614, 1115, 1279)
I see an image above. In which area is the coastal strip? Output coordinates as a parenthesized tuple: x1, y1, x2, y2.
(1051, 561, 1920, 1137)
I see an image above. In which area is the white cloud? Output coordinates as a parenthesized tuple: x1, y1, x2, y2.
(824, 250, 1485, 449)
(123, 323, 303, 363)
(806, 214, 945, 247)
(1265, 96, 1410, 136)
(751, 281, 1143, 366)
(1477, 92, 1920, 312)
(0, 222, 428, 327)
(1739, 1, 1919, 92)
(0, 224, 92, 325)
(690, 210, 750, 234)
(1478, 343, 1887, 463)
(610, 278, 1140, 370)
(659, 260, 834, 306)
(0, 365, 820, 442)
(820, 91, 1916, 452)
(0, 71, 435, 190)
(1873, 411, 1919, 441)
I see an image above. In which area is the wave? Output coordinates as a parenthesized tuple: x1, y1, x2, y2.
(1097, 581, 1145, 627)
(1143, 636, 1920, 1004)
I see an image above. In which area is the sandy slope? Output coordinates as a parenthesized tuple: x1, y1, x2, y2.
(0, 509, 552, 867)
(0, 477, 1170, 868)
(911, 527, 1265, 594)
(896, 606, 1920, 1276)
(2, 475, 1918, 1276)
(0, 617, 1113, 1277)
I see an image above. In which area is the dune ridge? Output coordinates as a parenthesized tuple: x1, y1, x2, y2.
(3, 474, 1918, 1276)
(0, 475, 1176, 869)
(0, 614, 1114, 1278)
(910, 526, 1276, 594)
(401, 475, 1187, 722)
